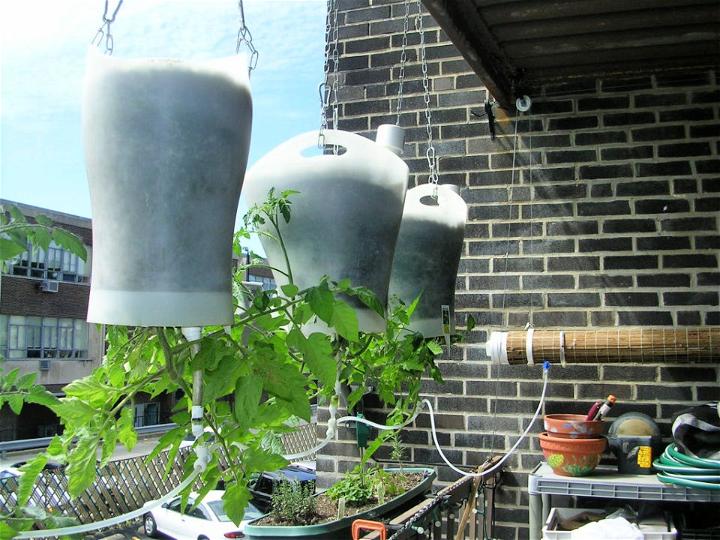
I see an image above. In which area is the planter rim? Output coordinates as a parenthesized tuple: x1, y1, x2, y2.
(539, 432, 607, 453)
(243, 466, 436, 537)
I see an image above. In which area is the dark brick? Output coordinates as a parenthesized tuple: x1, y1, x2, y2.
(548, 293, 600, 307)
(591, 183, 613, 197)
(441, 155, 489, 171)
(344, 36, 389, 54)
(432, 107, 467, 123)
(521, 134, 572, 148)
(616, 180, 669, 197)
(344, 99, 389, 116)
(707, 311, 720, 325)
(658, 142, 712, 157)
(601, 145, 654, 161)
(580, 163, 634, 180)
(345, 68, 391, 85)
(635, 199, 690, 214)
(454, 293, 490, 309)
(338, 23, 369, 39)
(602, 76, 652, 92)
(580, 275, 633, 288)
(673, 178, 698, 194)
(464, 223, 489, 238)
(638, 236, 692, 251)
(604, 112, 655, 126)
(637, 274, 690, 287)
(548, 256, 599, 271)
(490, 222, 542, 237)
(521, 203, 574, 219)
(690, 124, 720, 138)
(698, 386, 720, 401)
(575, 131, 627, 146)
(605, 292, 661, 308)
(468, 204, 519, 220)
(579, 238, 632, 252)
(661, 217, 717, 232)
(527, 166, 575, 182)
(604, 255, 658, 270)
(535, 184, 587, 199)
(490, 151, 542, 169)
(577, 201, 631, 216)
(634, 93, 687, 107)
(529, 100, 574, 115)
(604, 365, 656, 381)
(467, 415, 520, 432)
(523, 240, 575, 255)
(618, 311, 673, 325)
(463, 187, 508, 204)
(545, 78, 597, 94)
(468, 170, 510, 186)
(490, 293, 542, 308)
(522, 275, 574, 289)
(458, 258, 490, 275)
(578, 96, 630, 110)
(661, 366, 717, 382)
(468, 240, 518, 256)
(659, 108, 714, 122)
(698, 272, 720, 285)
(533, 311, 587, 327)
(636, 161, 692, 177)
(696, 159, 720, 174)
(664, 254, 717, 268)
(691, 89, 720, 103)
(546, 149, 597, 164)
(337, 0, 369, 9)
(664, 292, 718, 306)
(578, 383, 633, 400)
(696, 198, 720, 212)
(637, 385, 693, 401)
(548, 116, 598, 130)
(632, 125, 685, 142)
(469, 275, 520, 290)
(677, 311, 702, 325)
(465, 380, 517, 396)
(547, 220, 598, 236)
(656, 71, 710, 87)
(603, 219, 657, 233)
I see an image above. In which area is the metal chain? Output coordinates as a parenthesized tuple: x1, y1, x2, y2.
(91, 0, 124, 55)
(395, 0, 411, 125)
(235, 0, 259, 72)
(415, 0, 439, 193)
(319, 0, 336, 147)
(330, 0, 340, 134)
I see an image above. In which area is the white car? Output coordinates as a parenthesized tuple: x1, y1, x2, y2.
(142, 490, 264, 540)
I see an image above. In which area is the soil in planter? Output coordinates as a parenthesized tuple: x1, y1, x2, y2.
(255, 472, 424, 526)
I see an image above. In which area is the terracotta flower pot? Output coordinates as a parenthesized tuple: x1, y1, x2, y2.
(539, 432, 607, 477)
(544, 414, 605, 439)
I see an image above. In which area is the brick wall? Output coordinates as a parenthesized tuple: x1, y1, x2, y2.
(316, 1, 720, 538)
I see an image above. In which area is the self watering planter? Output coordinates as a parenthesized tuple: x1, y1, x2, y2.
(83, 50, 252, 326)
(388, 183, 467, 337)
(539, 432, 607, 477)
(243, 129, 409, 332)
(243, 467, 435, 540)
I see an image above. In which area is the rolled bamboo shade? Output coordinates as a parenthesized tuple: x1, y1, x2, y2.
(488, 328, 720, 365)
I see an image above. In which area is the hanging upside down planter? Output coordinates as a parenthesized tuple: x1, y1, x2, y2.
(389, 184, 467, 337)
(83, 50, 253, 327)
(243, 129, 409, 332)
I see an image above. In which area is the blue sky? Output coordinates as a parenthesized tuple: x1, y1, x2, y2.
(0, 0, 326, 245)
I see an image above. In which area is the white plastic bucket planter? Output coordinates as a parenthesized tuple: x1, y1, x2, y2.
(243, 129, 409, 332)
(83, 50, 252, 327)
(389, 184, 467, 337)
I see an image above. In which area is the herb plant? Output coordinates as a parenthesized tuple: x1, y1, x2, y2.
(269, 480, 318, 525)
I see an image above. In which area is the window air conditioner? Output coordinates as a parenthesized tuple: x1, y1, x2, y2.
(40, 280, 59, 293)
(39, 359, 51, 371)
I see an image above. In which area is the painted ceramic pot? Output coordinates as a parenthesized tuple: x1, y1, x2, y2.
(83, 50, 252, 327)
(243, 129, 409, 333)
(544, 414, 605, 439)
(388, 184, 467, 337)
(539, 432, 607, 477)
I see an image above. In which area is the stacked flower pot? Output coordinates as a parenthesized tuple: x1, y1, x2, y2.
(539, 415, 607, 477)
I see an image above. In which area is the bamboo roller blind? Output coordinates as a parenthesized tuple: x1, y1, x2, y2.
(504, 328, 720, 365)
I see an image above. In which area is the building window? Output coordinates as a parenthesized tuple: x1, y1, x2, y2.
(133, 402, 160, 427)
(247, 273, 276, 291)
(9, 241, 89, 283)
(0, 315, 88, 360)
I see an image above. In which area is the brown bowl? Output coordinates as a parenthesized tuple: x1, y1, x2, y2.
(539, 432, 607, 476)
(544, 414, 605, 439)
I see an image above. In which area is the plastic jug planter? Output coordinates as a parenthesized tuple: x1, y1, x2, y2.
(389, 184, 467, 337)
(243, 129, 409, 332)
(83, 50, 252, 327)
(243, 467, 435, 539)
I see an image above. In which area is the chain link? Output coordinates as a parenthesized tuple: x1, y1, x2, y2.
(415, 0, 439, 193)
(235, 0, 259, 72)
(91, 0, 124, 55)
(395, 0, 411, 125)
(319, 0, 339, 150)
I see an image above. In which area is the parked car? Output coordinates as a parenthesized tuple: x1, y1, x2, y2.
(143, 490, 264, 540)
(248, 463, 316, 513)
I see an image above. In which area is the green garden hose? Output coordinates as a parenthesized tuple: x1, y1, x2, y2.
(656, 443, 720, 490)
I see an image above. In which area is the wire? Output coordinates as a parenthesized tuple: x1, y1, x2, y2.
(14, 470, 200, 539)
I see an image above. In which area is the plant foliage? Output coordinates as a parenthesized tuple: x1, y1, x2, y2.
(269, 480, 318, 525)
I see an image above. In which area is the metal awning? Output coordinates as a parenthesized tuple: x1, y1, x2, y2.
(422, 0, 720, 108)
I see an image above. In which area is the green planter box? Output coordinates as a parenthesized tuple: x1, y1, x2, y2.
(243, 467, 436, 539)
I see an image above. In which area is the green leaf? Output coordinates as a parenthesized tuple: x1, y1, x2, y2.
(243, 446, 287, 473)
(307, 283, 334, 323)
(52, 228, 87, 260)
(233, 374, 263, 430)
(300, 333, 336, 387)
(8, 206, 26, 223)
(63, 378, 112, 407)
(203, 354, 245, 403)
(466, 314, 476, 332)
(34, 214, 54, 227)
(17, 454, 48, 506)
(117, 406, 138, 450)
(257, 358, 311, 421)
(7, 394, 23, 415)
(280, 284, 299, 298)
(31, 228, 52, 251)
(223, 482, 251, 525)
(0, 522, 17, 540)
(426, 341, 443, 355)
(25, 386, 61, 411)
(331, 300, 359, 342)
(0, 238, 26, 261)
(66, 434, 100, 496)
(16, 371, 37, 388)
